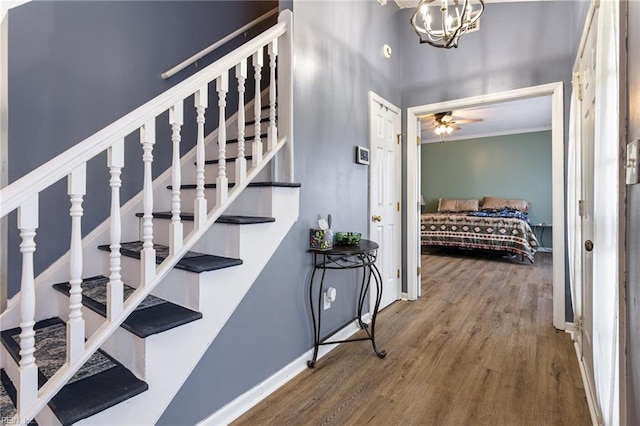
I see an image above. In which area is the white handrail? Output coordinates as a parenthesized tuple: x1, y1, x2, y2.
(161, 7, 278, 80)
(0, 21, 286, 218)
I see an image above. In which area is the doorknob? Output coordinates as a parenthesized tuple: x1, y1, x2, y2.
(585, 240, 594, 252)
(372, 215, 382, 222)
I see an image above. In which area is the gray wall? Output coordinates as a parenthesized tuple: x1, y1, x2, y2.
(158, 1, 402, 423)
(421, 131, 552, 247)
(627, 0, 640, 423)
(399, 2, 584, 109)
(6, 0, 275, 297)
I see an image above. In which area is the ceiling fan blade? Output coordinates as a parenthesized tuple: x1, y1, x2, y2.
(450, 124, 462, 131)
(451, 118, 484, 124)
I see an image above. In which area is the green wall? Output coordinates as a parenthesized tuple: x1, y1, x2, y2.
(421, 130, 552, 247)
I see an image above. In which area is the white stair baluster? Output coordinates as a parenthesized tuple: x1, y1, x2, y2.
(268, 39, 278, 150)
(140, 120, 156, 285)
(216, 72, 229, 206)
(107, 140, 124, 320)
(67, 164, 87, 364)
(235, 59, 247, 183)
(169, 102, 184, 255)
(252, 49, 263, 168)
(17, 195, 38, 416)
(194, 86, 208, 230)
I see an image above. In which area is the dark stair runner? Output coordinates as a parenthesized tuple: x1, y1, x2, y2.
(1, 318, 148, 426)
(52, 276, 202, 338)
(135, 212, 276, 225)
(170, 181, 301, 190)
(97, 241, 243, 273)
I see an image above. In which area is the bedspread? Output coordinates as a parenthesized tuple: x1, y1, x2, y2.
(420, 213, 539, 262)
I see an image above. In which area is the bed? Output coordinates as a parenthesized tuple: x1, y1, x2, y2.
(420, 197, 539, 263)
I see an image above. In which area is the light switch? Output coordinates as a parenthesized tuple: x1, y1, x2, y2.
(626, 139, 639, 185)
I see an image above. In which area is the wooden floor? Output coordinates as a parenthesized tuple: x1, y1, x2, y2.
(234, 250, 591, 425)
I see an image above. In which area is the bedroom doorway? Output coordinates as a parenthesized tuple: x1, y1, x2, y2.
(405, 82, 566, 330)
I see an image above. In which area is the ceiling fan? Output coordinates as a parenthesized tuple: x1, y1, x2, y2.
(421, 111, 483, 140)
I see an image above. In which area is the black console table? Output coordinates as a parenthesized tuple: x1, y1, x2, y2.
(307, 239, 387, 368)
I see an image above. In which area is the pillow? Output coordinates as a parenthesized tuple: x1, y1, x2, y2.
(481, 196, 530, 213)
(437, 198, 480, 212)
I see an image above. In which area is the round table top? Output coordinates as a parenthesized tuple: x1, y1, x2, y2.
(308, 239, 379, 255)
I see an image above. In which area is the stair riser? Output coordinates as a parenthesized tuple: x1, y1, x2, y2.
(191, 222, 276, 259)
(175, 166, 273, 213)
(52, 291, 148, 380)
(143, 220, 240, 259)
(224, 185, 280, 217)
(111, 254, 202, 311)
(138, 219, 195, 249)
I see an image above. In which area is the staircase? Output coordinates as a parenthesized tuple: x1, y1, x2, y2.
(0, 10, 295, 425)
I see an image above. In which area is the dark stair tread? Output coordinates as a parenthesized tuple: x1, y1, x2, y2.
(135, 212, 275, 225)
(203, 155, 253, 165)
(97, 241, 243, 273)
(51, 276, 202, 338)
(171, 181, 301, 190)
(244, 117, 270, 126)
(1, 318, 147, 426)
(224, 132, 267, 145)
(1, 370, 38, 425)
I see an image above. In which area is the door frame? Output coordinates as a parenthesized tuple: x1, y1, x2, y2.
(405, 82, 566, 329)
(368, 91, 402, 312)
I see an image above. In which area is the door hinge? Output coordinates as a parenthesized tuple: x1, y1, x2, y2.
(397, 133, 402, 144)
(574, 72, 584, 101)
(417, 266, 421, 276)
(578, 200, 585, 217)
(397, 201, 400, 212)
(397, 269, 400, 278)
(417, 136, 421, 146)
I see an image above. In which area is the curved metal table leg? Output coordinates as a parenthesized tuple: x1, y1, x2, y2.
(356, 261, 371, 329)
(368, 260, 387, 359)
(307, 255, 327, 368)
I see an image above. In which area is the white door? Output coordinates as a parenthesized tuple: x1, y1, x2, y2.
(368, 93, 401, 312)
(578, 9, 598, 408)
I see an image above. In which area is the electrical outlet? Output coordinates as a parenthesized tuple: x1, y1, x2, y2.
(323, 292, 331, 310)
(323, 287, 337, 310)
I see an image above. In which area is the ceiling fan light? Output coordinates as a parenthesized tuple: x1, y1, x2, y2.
(446, 126, 454, 134)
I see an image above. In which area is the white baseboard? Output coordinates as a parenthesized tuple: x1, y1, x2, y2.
(566, 329, 601, 426)
(198, 314, 372, 426)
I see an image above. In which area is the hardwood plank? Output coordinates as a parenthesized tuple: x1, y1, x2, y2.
(233, 252, 590, 425)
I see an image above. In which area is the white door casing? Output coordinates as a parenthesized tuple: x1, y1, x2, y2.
(368, 92, 401, 312)
(406, 82, 565, 328)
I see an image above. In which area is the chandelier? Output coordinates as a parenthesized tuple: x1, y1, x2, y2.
(410, 0, 484, 49)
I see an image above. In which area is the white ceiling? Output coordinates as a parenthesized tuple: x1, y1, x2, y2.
(419, 95, 552, 144)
